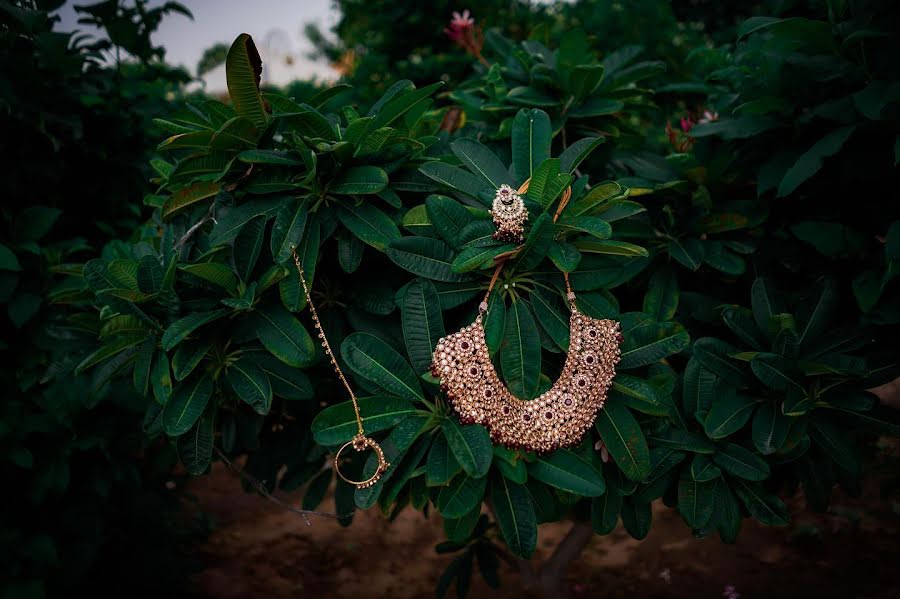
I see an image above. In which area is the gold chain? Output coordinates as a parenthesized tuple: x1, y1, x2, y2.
(290, 246, 364, 436)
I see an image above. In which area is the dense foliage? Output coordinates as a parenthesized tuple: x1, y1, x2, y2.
(4, 0, 900, 597)
(0, 2, 200, 597)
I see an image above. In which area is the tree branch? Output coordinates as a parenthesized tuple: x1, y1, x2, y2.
(213, 447, 352, 525)
(538, 519, 594, 596)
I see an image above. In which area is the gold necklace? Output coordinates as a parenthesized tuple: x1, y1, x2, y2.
(430, 181, 623, 454)
(291, 247, 389, 489)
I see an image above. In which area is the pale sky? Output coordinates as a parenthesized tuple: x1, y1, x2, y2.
(54, 0, 339, 85)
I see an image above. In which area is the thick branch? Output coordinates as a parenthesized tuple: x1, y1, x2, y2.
(538, 520, 594, 598)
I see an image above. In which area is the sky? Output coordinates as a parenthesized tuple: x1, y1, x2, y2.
(54, 0, 340, 87)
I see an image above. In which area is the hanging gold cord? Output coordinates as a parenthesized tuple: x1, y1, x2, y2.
(291, 247, 363, 436)
(480, 179, 574, 309)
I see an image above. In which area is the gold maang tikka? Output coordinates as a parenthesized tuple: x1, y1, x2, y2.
(431, 181, 624, 454)
(290, 247, 389, 489)
(490, 182, 528, 243)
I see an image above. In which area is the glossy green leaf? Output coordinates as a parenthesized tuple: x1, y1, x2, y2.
(693, 337, 749, 386)
(595, 402, 651, 481)
(528, 449, 605, 496)
(427, 432, 462, 486)
(161, 373, 212, 436)
(226, 357, 272, 415)
(618, 321, 689, 369)
(500, 299, 541, 399)
(591, 490, 622, 534)
(704, 386, 755, 439)
(177, 405, 215, 475)
(311, 396, 417, 446)
(491, 472, 537, 559)
(270, 198, 308, 263)
(255, 303, 316, 367)
(401, 278, 445, 374)
(388, 237, 473, 282)
(331, 166, 389, 195)
(338, 201, 401, 250)
(436, 473, 488, 518)
(511, 108, 552, 183)
(443, 419, 492, 478)
(752, 403, 792, 455)
(643, 267, 678, 322)
(713, 442, 770, 481)
(450, 138, 513, 189)
(161, 310, 227, 351)
(341, 332, 423, 401)
(678, 470, 716, 529)
(225, 34, 267, 130)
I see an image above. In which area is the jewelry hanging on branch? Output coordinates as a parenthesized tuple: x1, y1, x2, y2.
(431, 180, 623, 454)
(291, 247, 389, 489)
(490, 183, 529, 243)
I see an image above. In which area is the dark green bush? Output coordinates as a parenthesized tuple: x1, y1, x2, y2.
(6, 0, 900, 597)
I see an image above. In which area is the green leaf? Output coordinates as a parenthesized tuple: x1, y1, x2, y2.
(311, 396, 417, 445)
(559, 137, 605, 174)
(331, 166, 389, 195)
(161, 310, 228, 351)
(682, 357, 716, 420)
(133, 337, 156, 395)
(401, 278, 445, 374)
(690, 454, 721, 482)
(233, 215, 265, 281)
(226, 357, 272, 415)
(237, 149, 302, 165)
(591, 490, 622, 534)
(574, 240, 649, 257)
(618, 321, 689, 369)
(752, 403, 792, 455)
(443, 506, 480, 542)
(704, 387, 755, 439)
(713, 443, 770, 481)
(797, 278, 837, 351)
(500, 299, 541, 399)
(426, 432, 462, 486)
(178, 263, 238, 294)
(530, 288, 570, 351)
(225, 34, 267, 130)
(547, 241, 582, 272)
(161, 182, 221, 221)
(778, 126, 855, 197)
(255, 303, 316, 367)
(341, 332, 423, 401)
(250, 353, 312, 400)
(678, 470, 716, 529)
(611, 375, 665, 416)
(74, 335, 145, 375)
(172, 340, 210, 382)
(516, 213, 555, 270)
(595, 402, 651, 481)
(511, 109, 552, 183)
(731, 479, 788, 526)
(388, 237, 473, 282)
(490, 473, 537, 559)
(750, 353, 805, 393)
(450, 138, 514, 189)
(452, 244, 515, 273)
(208, 197, 282, 246)
(436, 473, 487, 518)
(368, 81, 443, 131)
(809, 416, 860, 474)
(419, 162, 490, 203)
(620, 499, 652, 540)
(279, 217, 319, 311)
(270, 198, 308, 264)
(528, 449, 606, 496)
(668, 238, 704, 271)
(426, 195, 472, 248)
(751, 278, 784, 336)
(693, 337, 749, 386)
(643, 267, 678, 322)
(177, 405, 215, 475)
(443, 419, 492, 478)
(162, 373, 213, 436)
(337, 233, 364, 273)
(151, 350, 173, 405)
(337, 201, 401, 251)
(722, 306, 766, 351)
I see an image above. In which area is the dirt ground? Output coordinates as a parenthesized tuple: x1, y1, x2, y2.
(181, 439, 900, 599)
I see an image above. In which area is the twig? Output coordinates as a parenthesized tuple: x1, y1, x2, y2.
(174, 201, 217, 252)
(213, 447, 352, 526)
(537, 520, 594, 597)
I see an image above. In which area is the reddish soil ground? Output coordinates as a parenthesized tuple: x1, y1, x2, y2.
(182, 438, 900, 599)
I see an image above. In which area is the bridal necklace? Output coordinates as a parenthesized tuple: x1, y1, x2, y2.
(430, 180, 623, 454)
